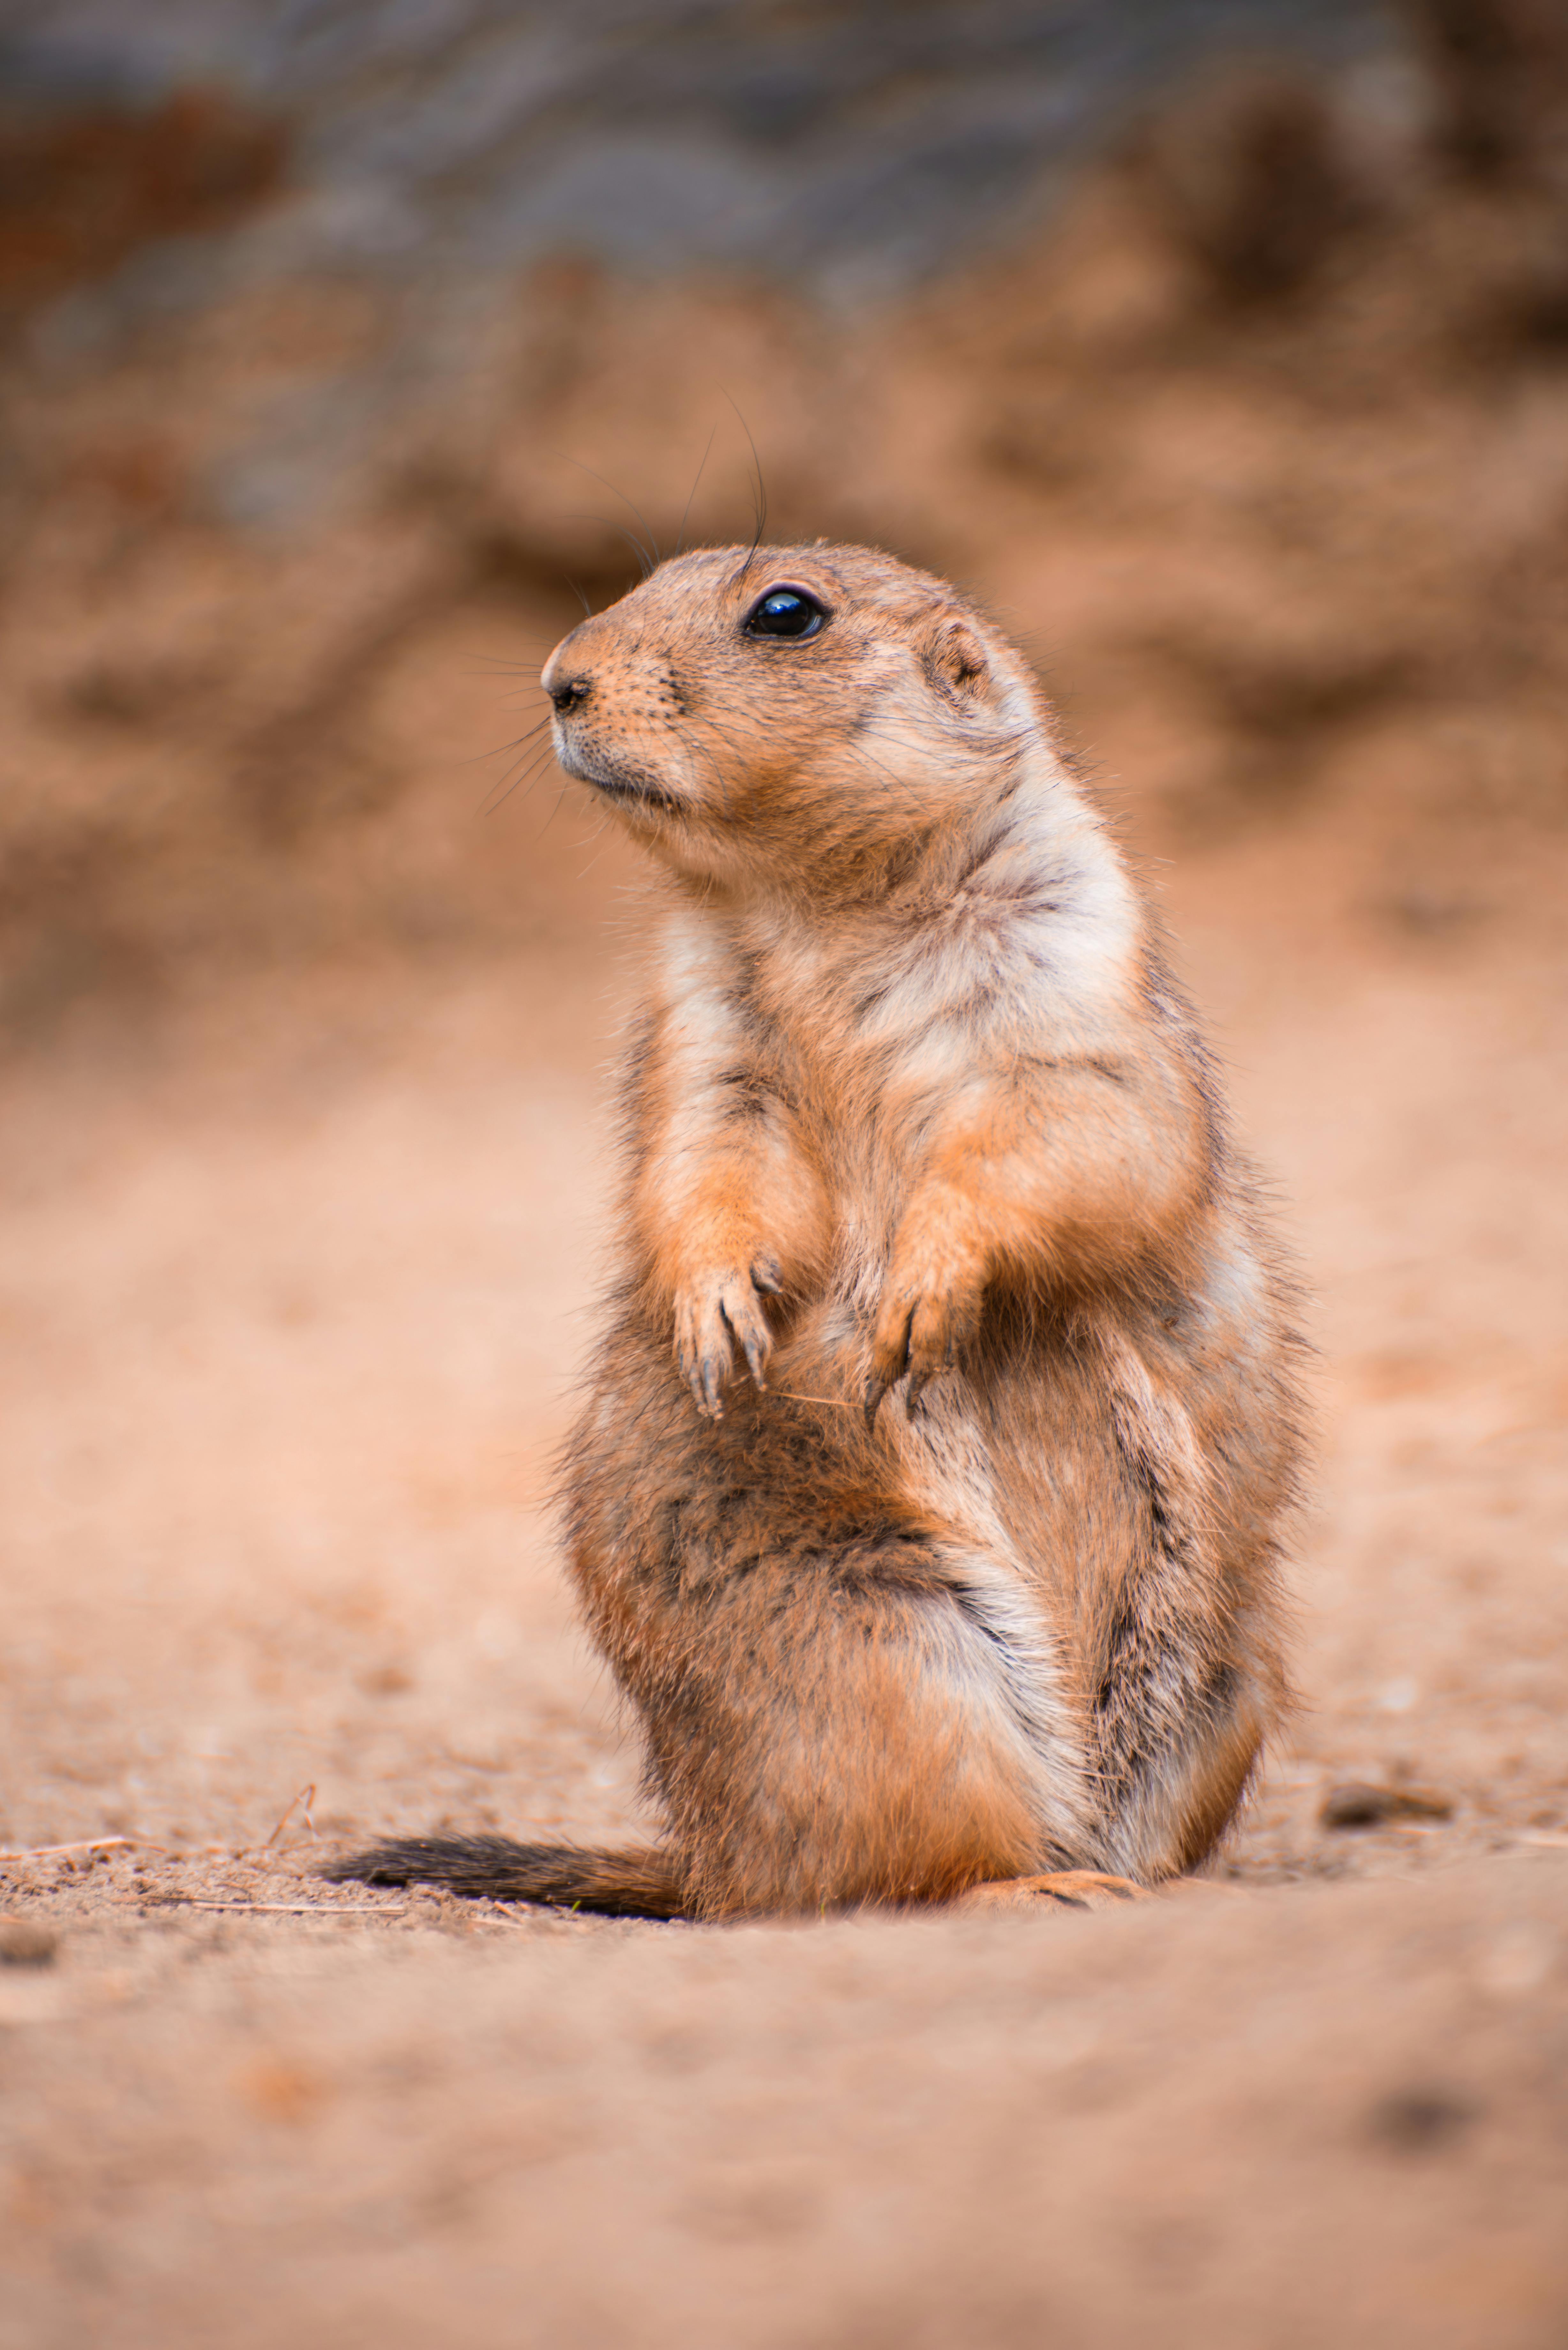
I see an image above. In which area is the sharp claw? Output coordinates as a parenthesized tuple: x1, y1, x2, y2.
(750, 1254, 784, 1296)
(721, 1288, 773, 1395)
(863, 1378, 888, 1432)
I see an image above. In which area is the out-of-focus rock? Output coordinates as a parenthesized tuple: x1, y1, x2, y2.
(0, 1915, 59, 1965)
(0, 87, 286, 333)
(1322, 1782, 1456, 1830)
(1130, 66, 1380, 304)
(1404, 0, 1568, 181)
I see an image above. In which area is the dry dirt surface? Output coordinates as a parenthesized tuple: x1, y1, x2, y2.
(3, 47, 1568, 2334)
(1, 683, 1566, 2345)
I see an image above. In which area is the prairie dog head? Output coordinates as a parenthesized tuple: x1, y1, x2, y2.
(540, 542, 1048, 892)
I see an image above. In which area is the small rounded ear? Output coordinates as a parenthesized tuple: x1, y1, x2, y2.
(923, 618, 995, 710)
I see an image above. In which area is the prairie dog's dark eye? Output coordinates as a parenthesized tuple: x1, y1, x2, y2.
(744, 587, 827, 641)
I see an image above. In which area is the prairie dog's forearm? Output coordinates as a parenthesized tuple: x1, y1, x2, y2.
(628, 935, 826, 1302)
(633, 1107, 825, 1300)
(903, 1050, 1209, 1291)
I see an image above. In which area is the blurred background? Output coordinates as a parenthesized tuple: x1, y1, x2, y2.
(1, 0, 1565, 1025)
(3, 6, 1567, 2339)
(4, 0, 1568, 1877)
(3, 0, 1567, 1863)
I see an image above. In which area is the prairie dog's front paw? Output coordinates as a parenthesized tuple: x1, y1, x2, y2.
(864, 1201, 985, 1428)
(674, 1254, 782, 1420)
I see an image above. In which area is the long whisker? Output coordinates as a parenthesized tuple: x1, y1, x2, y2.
(464, 714, 554, 768)
(558, 458, 661, 574)
(479, 738, 559, 817)
(469, 738, 556, 814)
(560, 513, 655, 583)
(723, 392, 768, 587)
(538, 775, 573, 838)
(675, 426, 717, 559)
(464, 647, 570, 672)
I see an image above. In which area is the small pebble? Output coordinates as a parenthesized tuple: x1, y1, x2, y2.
(1366, 2086, 1475, 2152)
(0, 1916, 59, 1967)
(1320, 1781, 1453, 1831)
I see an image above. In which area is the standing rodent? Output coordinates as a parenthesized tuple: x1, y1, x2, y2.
(329, 542, 1304, 1920)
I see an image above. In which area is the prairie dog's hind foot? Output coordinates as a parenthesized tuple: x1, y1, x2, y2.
(952, 1871, 1153, 1916)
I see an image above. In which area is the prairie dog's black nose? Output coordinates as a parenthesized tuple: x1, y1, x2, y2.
(549, 675, 590, 715)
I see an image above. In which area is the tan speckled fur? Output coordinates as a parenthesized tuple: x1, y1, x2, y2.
(331, 541, 1304, 1922)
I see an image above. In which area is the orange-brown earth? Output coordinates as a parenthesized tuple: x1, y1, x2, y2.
(2, 70, 1568, 2347)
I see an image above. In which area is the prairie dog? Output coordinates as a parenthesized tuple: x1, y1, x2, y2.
(330, 543, 1303, 1920)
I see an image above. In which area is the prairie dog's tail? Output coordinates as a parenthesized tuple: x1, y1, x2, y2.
(322, 1836, 684, 1919)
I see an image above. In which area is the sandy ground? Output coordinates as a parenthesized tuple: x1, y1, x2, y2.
(1, 609, 1566, 2346)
